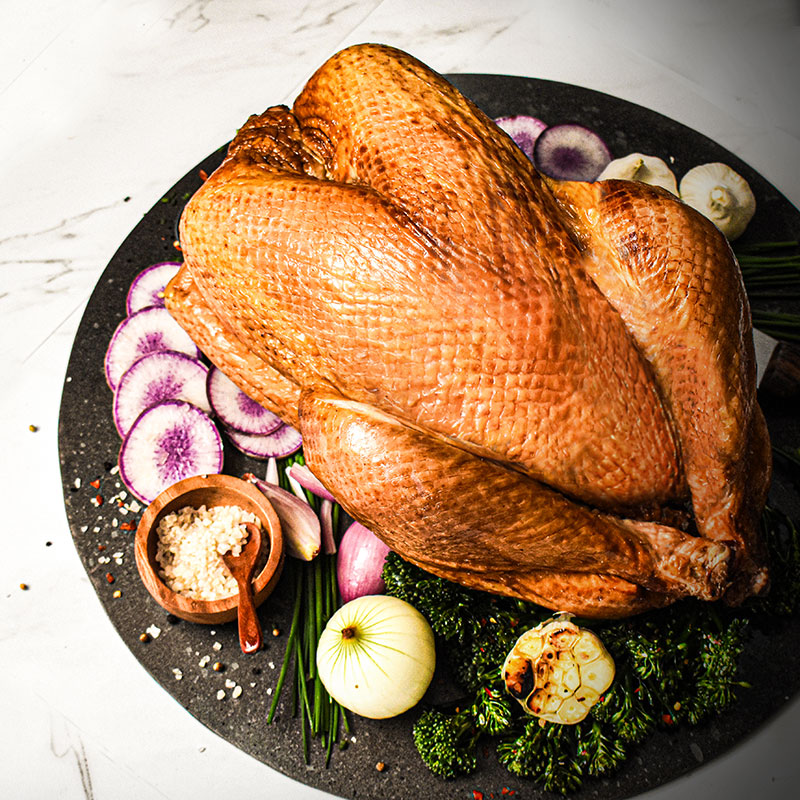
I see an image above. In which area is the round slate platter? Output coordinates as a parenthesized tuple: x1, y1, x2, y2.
(59, 74, 800, 800)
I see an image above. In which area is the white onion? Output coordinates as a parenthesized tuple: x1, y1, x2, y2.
(336, 521, 390, 602)
(316, 595, 436, 719)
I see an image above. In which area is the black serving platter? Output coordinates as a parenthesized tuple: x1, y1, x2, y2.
(59, 74, 800, 800)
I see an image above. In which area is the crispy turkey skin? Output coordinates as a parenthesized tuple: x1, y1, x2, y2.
(165, 43, 770, 618)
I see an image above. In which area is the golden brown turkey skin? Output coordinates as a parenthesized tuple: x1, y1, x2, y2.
(165, 43, 770, 616)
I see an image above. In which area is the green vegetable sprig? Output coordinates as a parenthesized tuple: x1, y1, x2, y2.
(266, 453, 349, 765)
(736, 240, 800, 341)
(383, 503, 800, 795)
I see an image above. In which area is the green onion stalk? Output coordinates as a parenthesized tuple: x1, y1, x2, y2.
(736, 241, 800, 340)
(266, 453, 349, 765)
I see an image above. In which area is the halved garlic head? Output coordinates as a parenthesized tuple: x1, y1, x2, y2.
(596, 152, 678, 194)
(502, 614, 615, 725)
(679, 162, 755, 240)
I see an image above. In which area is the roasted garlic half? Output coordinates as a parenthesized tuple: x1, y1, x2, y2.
(502, 614, 615, 724)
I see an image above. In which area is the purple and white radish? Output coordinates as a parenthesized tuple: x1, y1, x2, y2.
(226, 425, 303, 460)
(206, 366, 283, 435)
(119, 400, 223, 504)
(494, 114, 548, 161)
(533, 123, 612, 181)
(337, 522, 391, 603)
(113, 351, 210, 437)
(125, 262, 182, 315)
(105, 306, 201, 391)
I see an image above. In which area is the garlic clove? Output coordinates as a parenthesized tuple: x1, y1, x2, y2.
(679, 162, 756, 240)
(596, 152, 678, 195)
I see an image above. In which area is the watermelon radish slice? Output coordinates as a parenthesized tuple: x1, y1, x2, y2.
(226, 425, 302, 460)
(113, 351, 210, 437)
(105, 306, 201, 391)
(125, 262, 182, 315)
(119, 400, 223, 504)
(206, 366, 283, 435)
(494, 114, 548, 161)
(533, 123, 612, 181)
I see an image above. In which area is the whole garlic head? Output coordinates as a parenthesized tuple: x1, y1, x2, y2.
(597, 152, 678, 195)
(679, 162, 756, 240)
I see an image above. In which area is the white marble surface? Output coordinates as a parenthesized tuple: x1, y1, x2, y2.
(2, 1, 799, 798)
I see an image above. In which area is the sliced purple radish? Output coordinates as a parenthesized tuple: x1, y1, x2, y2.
(226, 425, 302, 460)
(119, 400, 223, 505)
(206, 366, 283, 435)
(105, 306, 201, 391)
(533, 123, 612, 181)
(113, 350, 210, 437)
(126, 262, 182, 315)
(494, 114, 548, 161)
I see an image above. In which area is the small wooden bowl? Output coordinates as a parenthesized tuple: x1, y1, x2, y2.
(134, 474, 284, 623)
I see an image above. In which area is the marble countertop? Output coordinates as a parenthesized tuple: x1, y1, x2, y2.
(2, 1, 799, 798)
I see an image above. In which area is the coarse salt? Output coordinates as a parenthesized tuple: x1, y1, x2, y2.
(155, 504, 260, 600)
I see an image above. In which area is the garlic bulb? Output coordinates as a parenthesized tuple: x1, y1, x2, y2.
(503, 614, 615, 725)
(679, 162, 755, 240)
(597, 152, 678, 195)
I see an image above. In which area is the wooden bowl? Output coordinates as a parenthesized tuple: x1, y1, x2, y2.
(134, 474, 284, 623)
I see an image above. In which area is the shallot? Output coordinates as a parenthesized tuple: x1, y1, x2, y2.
(336, 522, 390, 603)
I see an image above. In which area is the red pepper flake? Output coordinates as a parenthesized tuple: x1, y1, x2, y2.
(90, 479, 101, 489)
(93, 494, 104, 506)
(105, 572, 115, 584)
(120, 522, 135, 531)
(634, 686, 641, 693)
(98, 544, 106, 551)
(199, 169, 208, 181)
(473, 791, 484, 800)
(172, 239, 182, 251)
(662, 713, 673, 725)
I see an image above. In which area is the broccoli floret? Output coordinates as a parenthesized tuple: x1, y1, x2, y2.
(472, 681, 514, 735)
(383, 552, 480, 642)
(412, 708, 479, 778)
(497, 720, 582, 795)
(577, 720, 627, 777)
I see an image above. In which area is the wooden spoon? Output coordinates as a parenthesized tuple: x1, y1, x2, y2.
(221, 521, 263, 654)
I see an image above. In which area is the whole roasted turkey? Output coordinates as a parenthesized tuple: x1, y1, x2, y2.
(165, 44, 771, 618)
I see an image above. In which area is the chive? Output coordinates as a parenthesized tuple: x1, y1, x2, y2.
(295, 630, 315, 733)
(267, 565, 303, 724)
(326, 701, 340, 765)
